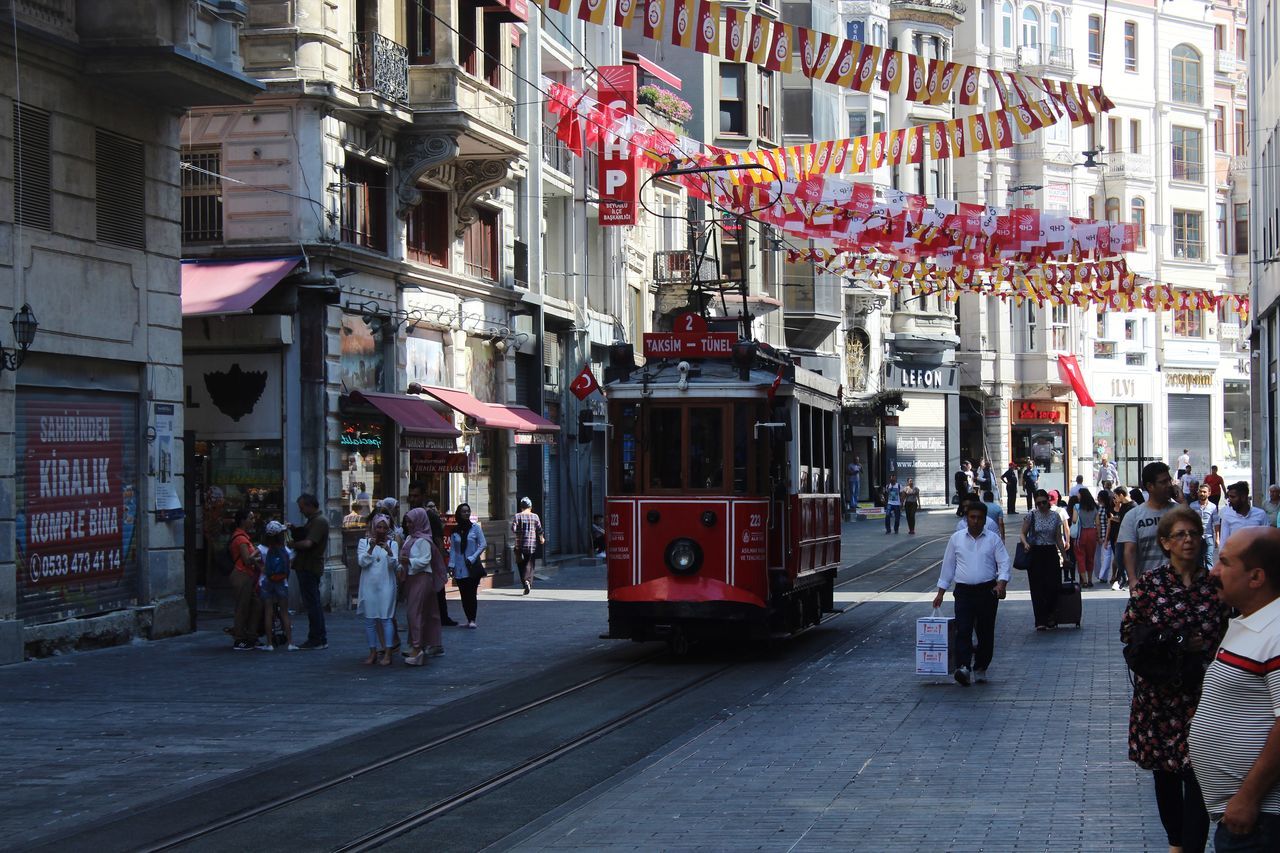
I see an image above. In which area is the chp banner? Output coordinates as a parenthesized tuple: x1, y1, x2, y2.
(597, 64, 640, 225)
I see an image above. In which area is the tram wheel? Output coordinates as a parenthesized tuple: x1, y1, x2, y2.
(668, 629, 690, 656)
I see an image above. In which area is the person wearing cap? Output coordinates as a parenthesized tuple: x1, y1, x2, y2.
(257, 520, 297, 651)
(511, 497, 544, 594)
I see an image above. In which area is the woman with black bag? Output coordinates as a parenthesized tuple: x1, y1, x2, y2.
(1020, 489, 1067, 631)
(449, 503, 487, 629)
(1121, 506, 1230, 853)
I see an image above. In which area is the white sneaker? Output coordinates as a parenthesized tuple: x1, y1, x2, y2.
(974, 669, 988, 683)
(257, 644, 273, 652)
(1112, 581, 1121, 591)
(286, 643, 300, 651)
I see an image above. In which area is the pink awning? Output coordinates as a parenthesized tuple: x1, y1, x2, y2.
(348, 391, 461, 439)
(623, 51, 682, 90)
(181, 257, 302, 316)
(415, 386, 559, 433)
(1057, 354, 1095, 407)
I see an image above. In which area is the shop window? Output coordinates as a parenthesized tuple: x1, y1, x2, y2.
(718, 63, 746, 135)
(181, 147, 223, 242)
(340, 156, 388, 252)
(1172, 209, 1204, 260)
(1223, 380, 1251, 468)
(1171, 126, 1203, 182)
(463, 207, 499, 280)
(340, 418, 386, 528)
(407, 188, 450, 267)
(1173, 308, 1204, 338)
(406, 0, 434, 63)
(1171, 44, 1202, 105)
(1235, 203, 1249, 254)
(1087, 15, 1101, 65)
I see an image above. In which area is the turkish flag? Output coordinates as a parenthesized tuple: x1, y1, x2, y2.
(570, 364, 603, 400)
(1057, 354, 1095, 407)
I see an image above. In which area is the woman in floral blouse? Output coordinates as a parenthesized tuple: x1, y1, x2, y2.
(1121, 505, 1230, 853)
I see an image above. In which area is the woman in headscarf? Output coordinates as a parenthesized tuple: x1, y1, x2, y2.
(400, 507, 444, 665)
(357, 513, 398, 665)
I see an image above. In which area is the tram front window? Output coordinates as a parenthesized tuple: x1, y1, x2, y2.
(688, 407, 724, 489)
(649, 408, 682, 489)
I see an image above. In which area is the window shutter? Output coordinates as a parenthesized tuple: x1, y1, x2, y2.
(95, 130, 146, 249)
(13, 103, 51, 231)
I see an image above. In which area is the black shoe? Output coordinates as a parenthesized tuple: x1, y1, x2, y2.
(441, 619, 460, 627)
(233, 641, 253, 651)
(298, 641, 328, 650)
(954, 666, 971, 686)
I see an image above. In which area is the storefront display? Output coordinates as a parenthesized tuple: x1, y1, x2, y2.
(894, 396, 947, 504)
(1093, 404, 1144, 488)
(1011, 400, 1069, 496)
(1222, 380, 1251, 471)
(340, 417, 387, 526)
(16, 390, 140, 624)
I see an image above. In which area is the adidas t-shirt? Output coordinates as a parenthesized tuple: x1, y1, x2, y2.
(1116, 500, 1176, 576)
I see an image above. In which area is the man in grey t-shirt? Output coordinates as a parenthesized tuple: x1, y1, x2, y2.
(1117, 462, 1178, 581)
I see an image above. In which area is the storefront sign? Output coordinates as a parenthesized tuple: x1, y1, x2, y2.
(885, 363, 958, 393)
(642, 331, 737, 358)
(1165, 371, 1215, 391)
(1092, 372, 1154, 402)
(598, 65, 639, 226)
(184, 352, 283, 440)
(514, 432, 558, 445)
(401, 433, 456, 451)
(1013, 400, 1067, 423)
(340, 433, 383, 449)
(409, 450, 473, 475)
(21, 399, 133, 586)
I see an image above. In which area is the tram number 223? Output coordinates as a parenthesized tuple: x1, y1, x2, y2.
(748, 514, 762, 527)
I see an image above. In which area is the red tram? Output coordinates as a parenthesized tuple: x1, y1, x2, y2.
(601, 330, 843, 649)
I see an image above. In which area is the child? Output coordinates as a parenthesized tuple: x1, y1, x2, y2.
(258, 520, 298, 651)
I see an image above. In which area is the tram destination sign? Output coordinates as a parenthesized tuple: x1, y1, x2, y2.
(642, 332, 738, 359)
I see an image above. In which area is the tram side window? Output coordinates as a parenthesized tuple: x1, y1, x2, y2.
(688, 407, 724, 490)
(733, 403, 750, 493)
(648, 408, 683, 489)
(799, 404, 813, 492)
(614, 402, 639, 494)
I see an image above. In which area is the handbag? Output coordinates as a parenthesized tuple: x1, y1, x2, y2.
(1069, 518, 1081, 539)
(1123, 622, 1203, 685)
(1013, 542, 1032, 571)
(466, 555, 487, 578)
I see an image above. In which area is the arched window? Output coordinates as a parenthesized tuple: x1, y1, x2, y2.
(1171, 44, 1202, 104)
(1049, 11, 1062, 48)
(1021, 7, 1041, 48)
(1131, 197, 1146, 248)
(1105, 196, 1120, 222)
(999, 1, 1014, 50)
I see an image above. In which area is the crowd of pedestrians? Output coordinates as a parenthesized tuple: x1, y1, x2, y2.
(222, 486, 546, 665)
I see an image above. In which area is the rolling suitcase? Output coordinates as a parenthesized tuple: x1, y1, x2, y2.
(1053, 556, 1083, 628)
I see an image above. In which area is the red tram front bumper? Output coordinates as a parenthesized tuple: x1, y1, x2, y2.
(609, 575, 767, 608)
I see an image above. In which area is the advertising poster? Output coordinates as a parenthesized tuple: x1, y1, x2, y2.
(153, 402, 183, 519)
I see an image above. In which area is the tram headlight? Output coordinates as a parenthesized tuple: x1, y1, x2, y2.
(664, 538, 703, 576)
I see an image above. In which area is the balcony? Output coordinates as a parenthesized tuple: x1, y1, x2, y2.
(1172, 159, 1205, 183)
(1017, 44, 1075, 75)
(540, 124, 574, 177)
(353, 32, 409, 105)
(887, 311, 960, 354)
(1104, 152, 1153, 180)
(1216, 50, 1242, 75)
(408, 65, 523, 159)
(888, 0, 966, 24)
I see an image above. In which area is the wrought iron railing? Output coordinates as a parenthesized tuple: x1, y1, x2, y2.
(353, 31, 409, 104)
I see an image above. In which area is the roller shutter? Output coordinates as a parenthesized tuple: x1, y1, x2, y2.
(16, 389, 141, 624)
(1167, 394, 1211, 475)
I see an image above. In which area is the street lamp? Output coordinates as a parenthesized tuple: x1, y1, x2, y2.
(1, 304, 38, 372)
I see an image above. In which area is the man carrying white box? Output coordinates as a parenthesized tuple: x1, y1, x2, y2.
(932, 501, 1011, 686)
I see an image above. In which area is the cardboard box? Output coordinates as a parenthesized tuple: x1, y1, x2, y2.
(916, 646, 954, 675)
(916, 615, 956, 648)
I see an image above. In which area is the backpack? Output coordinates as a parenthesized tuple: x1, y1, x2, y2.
(264, 546, 290, 582)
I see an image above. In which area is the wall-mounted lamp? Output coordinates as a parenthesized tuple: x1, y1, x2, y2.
(1, 304, 38, 372)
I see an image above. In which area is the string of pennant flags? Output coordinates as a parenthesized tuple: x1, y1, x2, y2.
(543, 0, 1114, 128)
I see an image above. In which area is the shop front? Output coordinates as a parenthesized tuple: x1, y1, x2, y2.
(885, 362, 958, 507)
(1165, 370, 1215, 476)
(1090, 372, 1153, 489)
(1011, 399, 1070, 497)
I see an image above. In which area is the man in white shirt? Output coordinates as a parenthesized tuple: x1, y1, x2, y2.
(1216, 481, 1271, 550)
(1096, 457, 1118, 489)
(933, 502, 1011, 687)
(1068, 475, 1085, 499)
(955, 495, 1001, 539)
(1178, 449, 1191, 472)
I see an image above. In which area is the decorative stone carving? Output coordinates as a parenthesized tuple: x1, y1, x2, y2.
(396, 133, 459, 218)
(452, 157, 516, 237)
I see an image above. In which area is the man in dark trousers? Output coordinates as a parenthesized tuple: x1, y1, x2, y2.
(954, 464, 971, 516)
(291, 493, 329, 650)
(932, 501, 1010, 686)
(1002, 462, 1020, 516)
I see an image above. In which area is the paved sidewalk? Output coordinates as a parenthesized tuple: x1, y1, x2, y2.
(509, 592, 1168, 850)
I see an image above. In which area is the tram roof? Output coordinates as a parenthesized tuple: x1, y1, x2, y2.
(606, 357, 840, 404)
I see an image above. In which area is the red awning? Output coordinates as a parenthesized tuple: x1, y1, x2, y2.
(415, 386, 559, 433)
(181, 256, 302, 316)
(348, 391, 462, 438)
(623, 51, 682, 90)
(1057, 355, 1095, 407)
(483, 0, 527, 22)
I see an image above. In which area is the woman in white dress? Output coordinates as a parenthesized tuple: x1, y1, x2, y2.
(357, 514, 399, 665)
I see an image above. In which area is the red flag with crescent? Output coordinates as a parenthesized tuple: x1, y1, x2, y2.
(570, 364, 603, 400)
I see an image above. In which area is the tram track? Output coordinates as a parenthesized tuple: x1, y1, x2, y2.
(39, 536, 957, 853)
